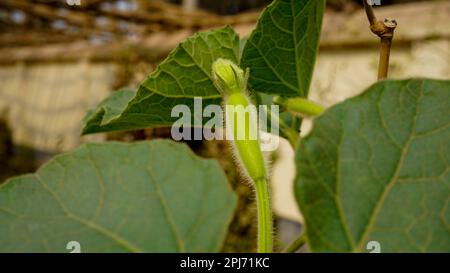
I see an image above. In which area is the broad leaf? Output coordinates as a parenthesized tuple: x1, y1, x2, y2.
(295, 79, 450, 252)
(241, 0, 325, 97)
(0, 140, 237, 252)
(82, 88, 135, 133)
(82, 26, 240, 135)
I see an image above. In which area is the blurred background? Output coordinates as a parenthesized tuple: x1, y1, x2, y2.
(0, 0, 449, 252)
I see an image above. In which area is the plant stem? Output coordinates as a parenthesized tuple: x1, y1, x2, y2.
(377, 37, 393, 79)
(278, 118, 299, 149)
(283, 232, 307, 253)
(255, 178, 273, 253)
(283, 128, 299, 149)
(263, 104, 299, 149)
(363, 0, 397, 80)
(363, 0, 377, 25)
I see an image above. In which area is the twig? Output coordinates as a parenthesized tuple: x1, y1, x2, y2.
(363, 0, 377, 25)
(363, 0, 397, 79)
(283, 232, 307, 253)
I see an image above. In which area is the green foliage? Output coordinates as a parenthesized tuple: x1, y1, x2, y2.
(82, 0, 325, 135)
(82, 88, 135, 134)
(295, 79, 450, 252)
(241, 0, 325, 97)
(82, 26, 240, 134)
(0, 140, 237, 252)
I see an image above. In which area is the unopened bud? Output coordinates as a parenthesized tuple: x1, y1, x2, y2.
(285, 98, 324, 117)
(212, 58, 248, 95)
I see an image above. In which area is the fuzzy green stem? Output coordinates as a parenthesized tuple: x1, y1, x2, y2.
(283, 232, 306, 253)
(255, 178, 273, 253)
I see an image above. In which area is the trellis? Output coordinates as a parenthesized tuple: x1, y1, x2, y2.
(0, 0, 260, 48)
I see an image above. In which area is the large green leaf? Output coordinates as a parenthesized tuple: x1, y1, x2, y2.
(82, 88, 135, 133)
(0, 140, 237, 252)
(295, 79, 450, 252)
(241, 0, 325, 97)
(82, 26, 240, 134)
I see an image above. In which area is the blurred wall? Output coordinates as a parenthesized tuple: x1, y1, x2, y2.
(0, 62, 115, 154)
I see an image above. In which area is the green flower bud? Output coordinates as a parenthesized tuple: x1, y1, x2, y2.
(212, 59, 266, 182)
(212, 58, 248, 95)
(285, 98, 324, 117)
(212, 58, 272, 253)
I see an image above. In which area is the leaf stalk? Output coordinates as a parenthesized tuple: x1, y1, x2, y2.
(283, 231, 306, 253)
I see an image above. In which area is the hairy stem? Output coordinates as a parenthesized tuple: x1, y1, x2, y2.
(363, 0, 397, 79)
(255, 178, 273, 253)
(283, 232, 306, 253)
